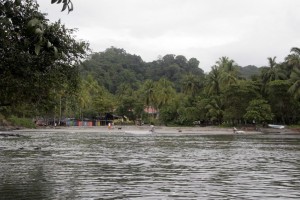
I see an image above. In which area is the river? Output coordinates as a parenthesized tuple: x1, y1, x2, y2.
(1, 131, 300, 199)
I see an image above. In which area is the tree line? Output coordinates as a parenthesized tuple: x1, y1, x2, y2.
(78, 47, 300, 126)
(1, 0, 300, 127)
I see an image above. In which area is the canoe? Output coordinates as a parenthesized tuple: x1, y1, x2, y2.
(268, 124, 285, 129)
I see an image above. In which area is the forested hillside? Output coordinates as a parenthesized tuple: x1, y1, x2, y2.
(77, 47, 300, 126)
(238, 65, 261, 79)
(80, 47, 204, 93)
(80, 47, 262, 94)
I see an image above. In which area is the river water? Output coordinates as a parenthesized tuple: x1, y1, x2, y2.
(0, 131, 300, 199)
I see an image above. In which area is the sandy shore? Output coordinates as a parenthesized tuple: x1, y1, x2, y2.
(9, 125, 266, 135)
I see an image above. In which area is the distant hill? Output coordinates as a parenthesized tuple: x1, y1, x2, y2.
(80, 47, 147, 93)
(80, 48, 263, 92)
(80, 47, 205, 93)
(238, 65, 261, 79)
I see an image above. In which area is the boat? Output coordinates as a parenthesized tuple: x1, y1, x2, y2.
(235, 130, 246, 134)
(233, 127, 245, 134)
(268, 124, 285, 129)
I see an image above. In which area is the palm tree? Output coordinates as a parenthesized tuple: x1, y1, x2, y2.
(141, 80, 156, 111)
(216, 57, 230, 69)
(286, 47, 300, 100)
(155, 78, 176, 109)
(205, 96, 224, 125)
(205, 66, 221, 95)
(219, 57, 238, 86)
(182, 74, 202, 97)
(78, 79, 91, 119)
(261, 57, 286, 84)
(286, 54, 300, 70)
(288, 67, 300, 100)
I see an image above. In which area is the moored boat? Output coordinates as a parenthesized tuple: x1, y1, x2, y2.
(268, 124, 285, 129)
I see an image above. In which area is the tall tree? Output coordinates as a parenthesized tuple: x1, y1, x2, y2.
(288, 68, 300, 100)
(217, 57, 238, 86)
(286, 47, 300, 70)
(205, 66, 221, 95)
(223, 80, 260, 124)
(244, 99, 273, 124)
(140, 80, 156, 110)
(154, 78, 176, 109)
(205, 96, 224, 125)
(286, 47, 300, 100)
(0, 0, 88, 115)
(181, 74, 202, 97)
(266, 80, 295, 124)
(261, 57, 286, 84)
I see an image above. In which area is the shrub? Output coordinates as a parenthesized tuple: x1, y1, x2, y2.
(8, 116, 35, 128)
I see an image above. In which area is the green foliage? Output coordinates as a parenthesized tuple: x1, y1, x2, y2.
(159, 106, 178, 126)
(181, 74, 204, 96)
(77, 75, 115, 119)
(154, 78, 176, 109)
(80, 48, 204, 93)
(80, 47, 145, 93)
(288, 66, 300, 100)
(244, 99, 273, 123)
(0, 0, 88, 118)
(238, 65, 260, 79)
(8, 116, 35, 128)
(223, 80, 260, 122)
(51, 0, 74, 13)
(266, 80, 298, 124)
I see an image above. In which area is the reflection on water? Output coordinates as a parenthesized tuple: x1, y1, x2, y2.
(1, 132, 300, 199)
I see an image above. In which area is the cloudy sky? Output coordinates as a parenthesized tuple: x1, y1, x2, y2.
(38, 0, 300, 72)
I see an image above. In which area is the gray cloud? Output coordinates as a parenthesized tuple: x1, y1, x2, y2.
(38, 0, 300, 72)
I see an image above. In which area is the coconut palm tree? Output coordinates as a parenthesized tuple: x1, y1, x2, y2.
(154, 78, 176, 109)
(288, 67, 300, 100)
(218, 57, 238, 86)
(205, 66, 221, 95)
(286, 47, 300, 100)
(205, 96, 224, 125)
(286, 54, 300, 70)
(182, 74, 202, 97)
(261, 57, 286, 84)
(78, 79, 92, 119)
(140, 80, 156, 111)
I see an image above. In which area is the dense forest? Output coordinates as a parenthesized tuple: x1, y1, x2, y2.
(1, 0, 300, 127)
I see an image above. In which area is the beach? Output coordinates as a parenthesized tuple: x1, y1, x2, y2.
(2, 124, 299, 136)
(11, 125, 262, 135)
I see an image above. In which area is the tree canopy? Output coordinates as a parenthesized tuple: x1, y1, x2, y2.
(0, 0, 88, 116)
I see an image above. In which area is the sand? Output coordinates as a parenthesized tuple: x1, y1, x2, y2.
(11, 125, 265, 135)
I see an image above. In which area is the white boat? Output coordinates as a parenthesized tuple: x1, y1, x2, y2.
(233, 127, 245, 134)
(268, 124, 285, 129)
(235, 130, 246, 134)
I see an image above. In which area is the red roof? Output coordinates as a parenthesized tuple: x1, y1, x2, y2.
(144, 107, 158, 114)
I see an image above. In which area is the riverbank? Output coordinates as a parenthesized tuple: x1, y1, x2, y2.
(2, 125, 299, 135)
(0, 125, 278, 135)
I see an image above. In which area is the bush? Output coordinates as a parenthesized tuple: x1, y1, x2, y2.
(8, 116, 35, 128)
(0, 114, 10, 126)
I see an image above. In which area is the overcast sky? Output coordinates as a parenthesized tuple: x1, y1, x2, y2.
(38, 0, 300, 72)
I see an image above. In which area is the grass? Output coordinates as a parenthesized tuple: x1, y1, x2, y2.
(8, 116, 35, 128)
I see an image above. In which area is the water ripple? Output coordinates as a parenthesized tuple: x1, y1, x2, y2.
(0, 132, 300, 199)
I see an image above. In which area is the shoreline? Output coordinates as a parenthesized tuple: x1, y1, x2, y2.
(1, 125, 299, 135)
(1, 125, 295, 135)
